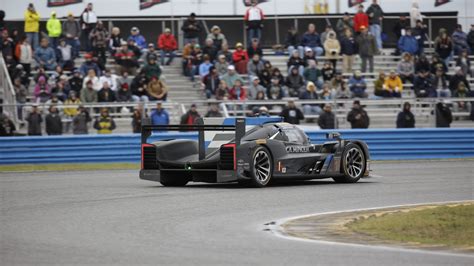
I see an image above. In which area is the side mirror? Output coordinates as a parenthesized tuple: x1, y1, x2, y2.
(326, 132, 341, 140)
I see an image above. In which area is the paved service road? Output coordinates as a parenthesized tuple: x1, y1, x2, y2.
(1, 161, 473, 265)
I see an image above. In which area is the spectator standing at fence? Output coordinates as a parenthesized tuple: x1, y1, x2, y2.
(15, 36, 33, 75)
(396, 102, 415, 128)
(63, 13, 81, 58)
(383, 70, 403, 98)
(90, 21, 109, 67)
(80, 80, 98, 103)
(280, 100, 304, 125)
(72, 105, 91, 134)
(349, 71, 368, 98)
(347, 100, 369, 129)
(353, 5, 369, 35)
(366, 0, 384, 50)
(207, 26, 227, 52)
(80, 3, 97, 52)
(301, 24, 323, 57)
(435, 101, 452, 128)
(24, 3, 40, 50)
(286, 27, 303, 58)
(356, 26, 377, 73)
(232, 43, 249, 74)
(318, 104, 336, 129)
(397, 52, 415, 84)
(0, 114, 16, 136)
(340, 29, 357, 74)
(336, 12, 354, 37)
(180, 104, 201, 126)
(398, 28, 418, 56)
(46, 11, 62, 50)
(412, 20, 427, 56)
(150, 103, 169, 126)
(26, 104, 42, 136)
(94, 108, 116, 134)
(64, 92, 81, 132)
(410, 2, 422, 28)
(244, 0, 264, 46)
(434, 28, 453, 67)
(131, 106, 147, 133)
(158, 28, 177, 66)
(182, 13, 202, 45)
(34, 38, 57, 71)
(205, 104, 223, 118)
(115, 41, 138, 75)
(45, 106, 62, 135)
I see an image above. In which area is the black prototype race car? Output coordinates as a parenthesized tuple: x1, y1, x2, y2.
(140, 118, 370, 187)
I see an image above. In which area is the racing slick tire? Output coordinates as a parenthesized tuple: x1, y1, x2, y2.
(333, 143, 366, 183)
(249, 146, 273, 187)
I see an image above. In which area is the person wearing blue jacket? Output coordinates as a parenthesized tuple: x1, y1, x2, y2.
(34, 38, 57, 70)
(150, 102, 169, 125)
(128, 27, 147, 51)
(301, 23, 324, 56)
(398, 28, 419, 56)
(348, 70, 368, 98)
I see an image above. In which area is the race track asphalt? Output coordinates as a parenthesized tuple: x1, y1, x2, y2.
(1, 161, 473, 265)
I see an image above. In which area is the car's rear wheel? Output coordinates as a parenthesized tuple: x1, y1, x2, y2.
(333, 143, 366, 183)
(250, 146, 273, 187)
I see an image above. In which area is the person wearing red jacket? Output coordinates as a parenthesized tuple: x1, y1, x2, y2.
(353, 4, 369, 34)
(228, 79, 247, 100)
(244, 0, 264, 46)
(232, 42, 249, 74)
(157, 28, 177, 65)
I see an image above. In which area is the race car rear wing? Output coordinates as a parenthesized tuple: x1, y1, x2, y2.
(141, 118, 246, 160)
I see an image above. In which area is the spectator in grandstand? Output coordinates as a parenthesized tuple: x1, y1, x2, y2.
(301, 23, 323, 56)
(373, 71, 386, 98)
(127, 27, 146, 51)
(80, 3, 97, 51)
(452, 24, 470, 55)
(267, 77, 285, 100)
(72, 105, 91, 134)
(182, 13, 202, 45)
(13, 77, 27, 120)
(115, 41, 139, 75)
(142, 43, 160, 64)
(203, 38, 218, 62)
(217, 43, 233, 63)
(287, 50, 305, 76)
(69, 69, 83, 95)
(34, 38, 57, 71)
(62, 12, 81, 58)
(398, 28, 418, 56)
(248, 76, 266, 100)
(215, 80, 230, 100)
(34, 76, 51, 103)
(180, 104, 201, 126)
(286, 67, 305, 97)
(24, 3, 40, 50)
(89, 21, 109, 67)
(52, 77, 70, 102)
(285, 27, 303, 58)
(228, 79, 248, 101)
(366, 0, 384, 50)
(280, 100, 304, 125)
(263, 60, 273, 73)
(131, 106, 147, 133)
(347, 100, 369, 129)
(207, 26, 227, 52)
(63, 91, 81, 132)
(46, 11, 62, 50)
(430, 55, 448, 75)
(318, 104, 336, 129)
(108, 27, 124, 57)
(433, 68, 451, 98)
(244, 0, 264, 45)
(117, 71, 132, 91)
(259, 69, 272, 89)
(303, 48, 316, 67)
(453, 81, 470, 99)
(214, 54, 229, 76)
(303, 60, 322, 89)
(435, 101, 452, 128)
(415, 54, 430, 73)
(99, 69, 118, 92)
(299, 82, 321, 116)
(1, 30, 16, 70)
(320, 83, 334, 100)
(221, 65, 244, 89)
(26, 104, 42, 136)
(336, 12, 354, 36)
(321, 62, 335, 82)
(158, 28, 177, 66)
(332, 73, 350, 99)
(93, 108, 116, 134)
(247, 38, 263, 59)
(232, 43, 249, 75)
(434, 28, 453, 67)
(45, 106, 62, 136)
(255, 91, 266, 101)
(0, 114, 16, 136)
(392, 15, 410, 55)
(203, 66, 220, 99)
(412, 20, 427, 56)
(98, 81, 116, 103)
(199, 54, 213, 80)
(396, 102, 415, 128)
(449, 67, 470, 95)
(456, 49, 471, 76)
(57, 39, 74, 70)
(320, 25, 333, 46)
(142, 54, 162, 80)
(353, 4, 369, 35)
(410, 2, 422, 28)
(383, 70, 403, 98)
(127, 38, 142, 60)
(205, 104, 223, 118)
(349, 71, 368, 98)
(80, 80, 98, 103)
(147, 77, 168, 101)
(131, 70, 149, 102)
(150, 102, 170, 125)
(188, 44, 203, 81)
(414, 69, 436, 98)
(82, 68, 101, 91)
(14, 36, 33, 75)
(397, 52, 415, 84)
(468, 24, 474, 54)
(117, 80, 133, 102)
(80, 53, 101, 76)
(247, 54, 265, 78)
(356, 26, 377, 73)
(340, 29, 357, 74)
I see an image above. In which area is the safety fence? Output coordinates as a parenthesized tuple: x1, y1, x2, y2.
(0, 128, 473, 164)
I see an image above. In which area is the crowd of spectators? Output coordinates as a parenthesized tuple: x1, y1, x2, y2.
(0, 0, 473, 135)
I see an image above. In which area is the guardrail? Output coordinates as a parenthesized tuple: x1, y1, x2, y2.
(1, 128, 473, 164)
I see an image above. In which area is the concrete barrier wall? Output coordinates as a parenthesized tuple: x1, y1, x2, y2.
(1, 129, 473, 164)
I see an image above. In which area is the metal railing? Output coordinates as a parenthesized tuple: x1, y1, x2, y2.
(0, 52, 18, 125)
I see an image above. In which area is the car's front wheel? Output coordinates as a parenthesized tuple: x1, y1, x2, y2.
(250, 146, 273, 187)
(333, 143, 366, 183)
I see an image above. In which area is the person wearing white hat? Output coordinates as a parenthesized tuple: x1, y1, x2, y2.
(221, 65, 244, 90)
